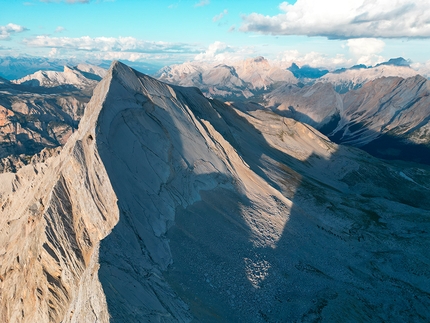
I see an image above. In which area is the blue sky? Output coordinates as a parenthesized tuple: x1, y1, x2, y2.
(1, 0, 430, 69)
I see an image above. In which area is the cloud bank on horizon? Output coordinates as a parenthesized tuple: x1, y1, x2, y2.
(1, 0, 430, 70)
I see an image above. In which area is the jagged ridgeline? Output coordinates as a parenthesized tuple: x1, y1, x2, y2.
(1, 61, 429, 322)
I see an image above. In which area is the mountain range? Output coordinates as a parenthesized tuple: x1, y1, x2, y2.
(156, 56, 297, 99)
(265, 74, 430, 164)
(0, 56, 162, 80)
(0, 64, 101, 172)
(0, 58, 429, 322)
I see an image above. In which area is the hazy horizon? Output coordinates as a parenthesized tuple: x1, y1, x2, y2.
(2, 0, 430, 71)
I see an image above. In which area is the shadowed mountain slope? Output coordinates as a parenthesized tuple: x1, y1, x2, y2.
(266, 75, 430, 165)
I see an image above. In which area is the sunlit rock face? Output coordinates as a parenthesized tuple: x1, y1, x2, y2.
(0, 64, 118, 323)
(1, 61, 429, 322)
(156, 57, 297, 100)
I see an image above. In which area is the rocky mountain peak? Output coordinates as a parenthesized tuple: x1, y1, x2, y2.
(377, 57, 410, 67)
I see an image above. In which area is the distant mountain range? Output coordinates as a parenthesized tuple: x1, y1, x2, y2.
(1, 55, 429, 167)
(156, 56, 297, 99)
(156, 56, 424, 99)
(152, 56, 430, 165)
(265, 74, 430, 164)
(0, 63, 103, 172)
(0, 56, 162, 80)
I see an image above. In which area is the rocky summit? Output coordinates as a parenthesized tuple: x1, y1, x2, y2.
(1, 61, 430, 322)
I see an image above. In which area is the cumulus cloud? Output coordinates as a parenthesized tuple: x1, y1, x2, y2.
(213, 9, 228, 22)
(48, 47, 59, 57)
(194, 41, 257, 62)
(194, 41, 234, 61)
(276, 50, 353, 70)
(411, 60, 430, 77)
(346, 38, 386, 65)
(240, 0, 430, 39)
(194, 0, 209, 7)
(0, 23, 28, 40)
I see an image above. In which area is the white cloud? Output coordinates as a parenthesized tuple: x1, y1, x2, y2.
(240, 0, 430, 39)
(194, 41, 234, 61)
(194, 41, 257, 62)
(276, 50, 352, 69)
(48, 47, 59, 57)
(346, 38, 386, 65)
(411, 60, 430, 77)
(0, 23, 28, 40)
(55, 26, 66, 33)
(213, 9, 228, 22)
(193, 42, 353, 69)
(22, 35, 202, 64)
(23, 35, 199, 54)
(194, 0, 209, 7)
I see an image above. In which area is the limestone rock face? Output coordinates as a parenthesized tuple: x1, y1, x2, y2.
(234, 56, 297, 90)
(0, 64, 118, 323)
(1, 61, 430, 323)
